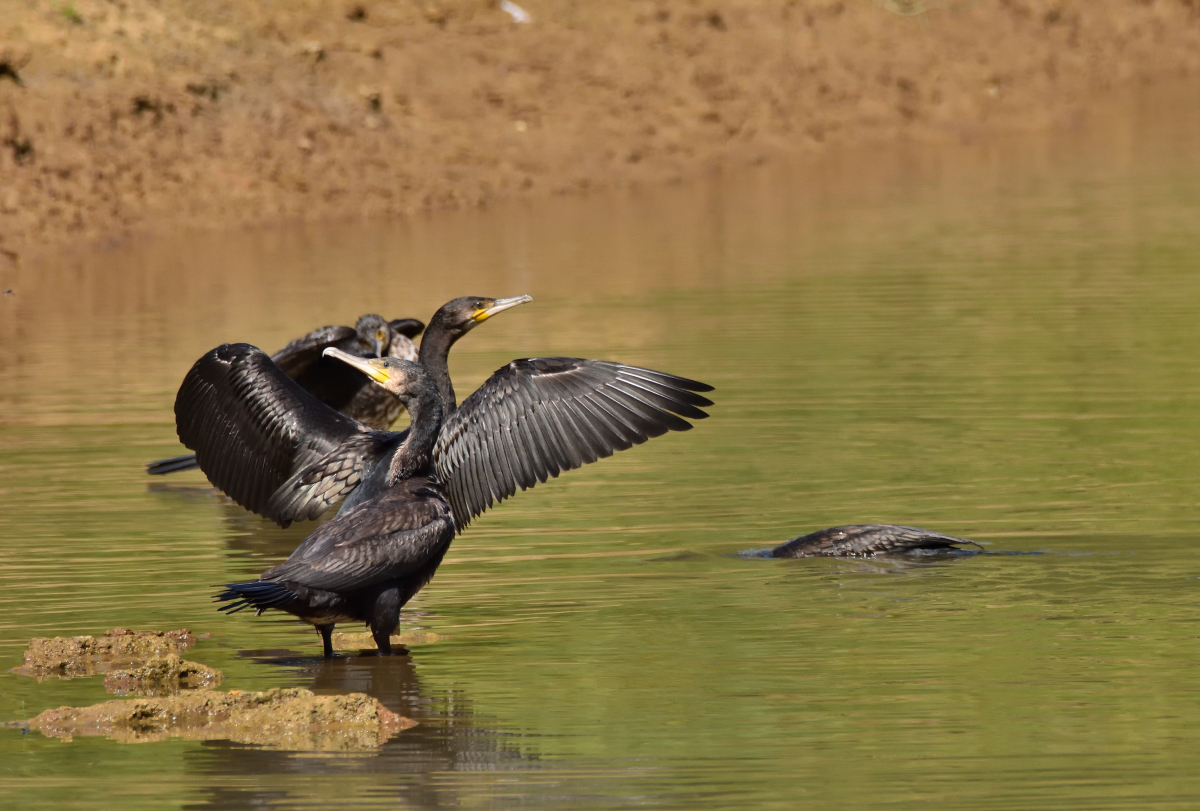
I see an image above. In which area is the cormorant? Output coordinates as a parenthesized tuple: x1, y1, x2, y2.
(147, 314, 425, 475)
(216, 360, 453, 657)
(173, 296, 532, 527)
(769, 524, 982, 557)
(216, 342, 713, 656)
(273, 314, 426, 430)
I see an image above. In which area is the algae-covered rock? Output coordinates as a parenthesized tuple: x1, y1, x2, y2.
(103, 654, 224, 696)
(332, 631, 445, 652)
(24, 687, 414, 750)
(13, 629, 196, 680)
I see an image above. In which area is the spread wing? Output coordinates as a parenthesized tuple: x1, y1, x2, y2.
(434, 357, 714, 531)
(174, 343, 369, 526)
(270, 325, 357, 377)
(271, 325, 379, 414)
(388, 318, 426, 340)
(770, 525, 983, 558)
(266, 432, 399, 525)
(263, 483, 453, 593)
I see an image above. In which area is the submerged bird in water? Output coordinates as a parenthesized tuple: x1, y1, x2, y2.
(216, 343, 714, 656)
(769, 524, 982, 558)
(174, 296, 529, 526)
(147, 313, 425, 475)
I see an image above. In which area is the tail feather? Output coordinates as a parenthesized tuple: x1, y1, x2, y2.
(147, 454, 200, 475)
(214, 580, 297, 615)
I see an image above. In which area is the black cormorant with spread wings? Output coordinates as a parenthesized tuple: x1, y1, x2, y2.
(173, 296, 535, 526)
(769, 525, 982, 557)
(147, 313, 425, 475)
(178, 295, 712, 532)
(215, 341, 713, 656)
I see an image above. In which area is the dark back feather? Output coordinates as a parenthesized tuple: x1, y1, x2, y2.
(263, 477, 454, 593)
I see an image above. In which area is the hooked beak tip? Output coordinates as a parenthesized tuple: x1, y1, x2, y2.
(478, 294, 533, 321)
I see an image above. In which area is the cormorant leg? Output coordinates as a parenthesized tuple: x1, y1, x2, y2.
(372, 627, 392, 656)
(370, 586, 402, 656)
(317, 624, 335, 659)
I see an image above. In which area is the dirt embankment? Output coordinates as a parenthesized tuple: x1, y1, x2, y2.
(2, 0, 1199, 265)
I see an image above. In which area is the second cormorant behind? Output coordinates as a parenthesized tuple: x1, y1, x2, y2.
(147, 313, 424, 475)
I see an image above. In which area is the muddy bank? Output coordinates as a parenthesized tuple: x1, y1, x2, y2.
(2, 0, 1199, 266)
(23, 687, 414, 749)
(12, 628, 196, 679)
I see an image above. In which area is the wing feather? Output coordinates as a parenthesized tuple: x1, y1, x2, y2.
(524, 408, 561, 480)
(174, 343, 369, 526)
(434, 357, 713, 530)
(270, 325, 357, 377)
(266, 433, 396, 525)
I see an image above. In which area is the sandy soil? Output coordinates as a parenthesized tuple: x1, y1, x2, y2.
(2, 0, 1200, 265)
(332, 630, 446, 651)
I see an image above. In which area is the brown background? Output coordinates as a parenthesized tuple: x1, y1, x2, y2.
(2, 0, 1199, 266)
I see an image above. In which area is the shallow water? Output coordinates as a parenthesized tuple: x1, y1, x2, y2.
(3, 86, 1200, 808)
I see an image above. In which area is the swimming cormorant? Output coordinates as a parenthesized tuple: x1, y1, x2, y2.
(147, 314, 424, 475)
(769, 524, 982, 557)
(216, 343, 713, 656)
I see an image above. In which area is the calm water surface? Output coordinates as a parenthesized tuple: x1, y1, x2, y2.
(3, 89, 1200, 808)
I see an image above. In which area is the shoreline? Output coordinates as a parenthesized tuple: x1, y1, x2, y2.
(2, 0, 1199, 267)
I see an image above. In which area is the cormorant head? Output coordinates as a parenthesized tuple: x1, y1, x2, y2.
(427, 295, 533, 339)
(322, 350, 436, 402)
(354, 314, 391, 358)
(354, 315, 427, 358)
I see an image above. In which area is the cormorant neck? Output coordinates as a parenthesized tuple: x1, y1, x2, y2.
(388, 386, 443, 484)
(417, 322, 460, 412)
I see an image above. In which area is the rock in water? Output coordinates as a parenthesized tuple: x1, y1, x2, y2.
(22, 687, 414, 750)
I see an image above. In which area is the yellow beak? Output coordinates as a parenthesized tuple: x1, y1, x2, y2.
(472, 294, 533, 323)
(323, 347, 390, 383)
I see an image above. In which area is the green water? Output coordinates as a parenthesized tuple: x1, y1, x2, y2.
(3, 90, 1200, 808)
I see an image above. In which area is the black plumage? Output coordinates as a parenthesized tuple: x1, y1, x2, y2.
(769, 524, 982, 558)
(432, 357, 713, 531)
(180, 346, 712, 530)
(216, 361, 453, 657)
(147, 314, 423, 475)
(175, 342, 368, 521)
(171, 297, 532, 522)
(272, 315, 425, 427)
(214, 346, 713, 657)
